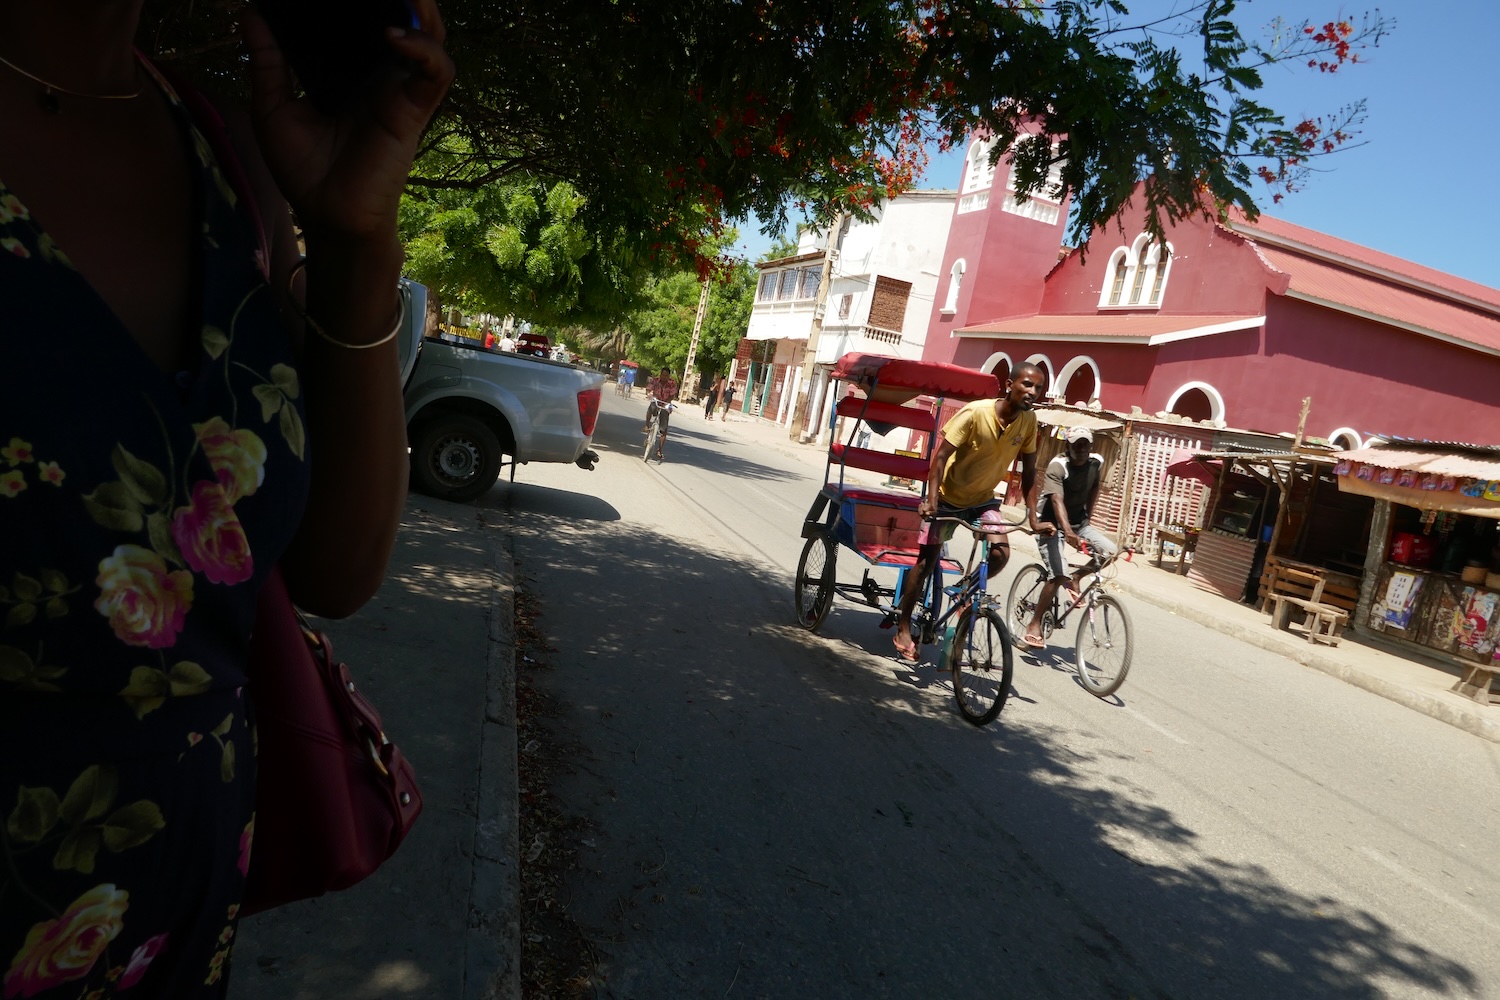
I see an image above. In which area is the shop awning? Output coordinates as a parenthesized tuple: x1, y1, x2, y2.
(1031, 405, 1124, 432)
(1165, 452, 1221, 486)
(1334, 444, 1500, 517)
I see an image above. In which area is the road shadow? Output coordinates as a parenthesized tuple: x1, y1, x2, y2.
(589, 406, 813, 486)
(507, 506, 1479, 1000)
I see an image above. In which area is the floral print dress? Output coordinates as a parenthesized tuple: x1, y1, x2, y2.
(0, 62, 308, 998)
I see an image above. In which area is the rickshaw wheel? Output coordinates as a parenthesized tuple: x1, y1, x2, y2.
(794, 533, 837, 631)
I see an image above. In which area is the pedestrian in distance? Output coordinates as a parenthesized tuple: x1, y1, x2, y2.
(704, 375, 722, 418)
(721, 380, 736, 420)
(1021, 425, 1116, 649)
(0, 2, 452, 995)
(892, 363, 1049, 661)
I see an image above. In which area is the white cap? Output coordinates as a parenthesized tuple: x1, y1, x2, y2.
(1065, 426, 1093, 444)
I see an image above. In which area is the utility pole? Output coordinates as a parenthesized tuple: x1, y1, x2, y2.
(788, 211, 845, 441)
(682, 279, 711, 396)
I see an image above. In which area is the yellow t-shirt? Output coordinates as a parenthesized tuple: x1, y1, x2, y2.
(938, 399, 1038, 508)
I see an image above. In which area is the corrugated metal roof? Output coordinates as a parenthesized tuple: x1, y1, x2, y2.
(1366, 435, 1500, 457)
(1251, 244, 1500, 354)
(956, 313, 1263, 342)
(1336, 447, 1500, 480)
(1228, 211, 1500, 311)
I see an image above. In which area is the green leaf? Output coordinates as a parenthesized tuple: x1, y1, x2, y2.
(252, 384, 283, 423)
(202, 325, 231, 360)
(101, 800, 166, 852)
(10, 573, 41, 603)
(0, 645, 30, 682)
(82, 481, 145, 533)
(220, 741, 237, 784)
(43, 598, 68, 620)
(270, 363, 300, 399)
(211, 713, 234, 739)
(38, 569, 68, 595)
(59, 765, 118, 827)
(52, 827, 103, 874)
(5, 604, 35, 629)
(168, 661, 213, 697)
(118, 666, 170, 719)
(148, 511, 183, 566)
(279, 404, 306, 461)
(111, 445, 169, 506)
(6, 785, 60, 843)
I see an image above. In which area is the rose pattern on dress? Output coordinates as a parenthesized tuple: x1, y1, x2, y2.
(171, 482, 253, 587)
(93, 546, 194, 650)
(2, 884, 128, 999)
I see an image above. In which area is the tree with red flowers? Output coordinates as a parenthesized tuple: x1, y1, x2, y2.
(143, 0, 1389, 308)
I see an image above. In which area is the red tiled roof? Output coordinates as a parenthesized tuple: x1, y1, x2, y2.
(956, 313, 1263, 343)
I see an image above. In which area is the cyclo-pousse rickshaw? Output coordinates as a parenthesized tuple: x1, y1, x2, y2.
(792, 352, 1016, 725)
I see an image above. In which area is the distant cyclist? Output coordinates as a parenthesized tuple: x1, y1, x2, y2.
(642, 366, 680, 459)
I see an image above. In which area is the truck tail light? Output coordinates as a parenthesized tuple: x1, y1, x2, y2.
(577, 388, 601, 436)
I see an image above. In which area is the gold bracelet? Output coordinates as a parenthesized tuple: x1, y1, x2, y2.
(287, 259, 404, 350)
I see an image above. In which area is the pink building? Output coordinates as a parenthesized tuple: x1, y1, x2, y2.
(922, 138, 1500, 449)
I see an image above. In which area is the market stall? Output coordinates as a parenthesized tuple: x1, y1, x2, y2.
(1334, 440, 1500, 703)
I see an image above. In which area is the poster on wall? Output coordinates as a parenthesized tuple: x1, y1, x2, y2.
(1373, 570, 1424, 630)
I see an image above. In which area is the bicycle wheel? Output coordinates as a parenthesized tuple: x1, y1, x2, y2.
(1004, 563, 1050, 650)
(642, 420, 659, 461)
(1075, 594, 1133, 698)
(948, 606, 1013, 725)
(793, 533, 837, 631)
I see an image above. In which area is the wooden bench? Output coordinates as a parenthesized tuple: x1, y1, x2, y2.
(1268, 595, 1349, 646)
(1451, 662, 1500, 705)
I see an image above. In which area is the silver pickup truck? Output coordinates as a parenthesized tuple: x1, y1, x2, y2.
(398, 281, 604, 503)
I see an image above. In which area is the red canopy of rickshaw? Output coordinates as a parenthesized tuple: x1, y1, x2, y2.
(830, 352, 999, 402)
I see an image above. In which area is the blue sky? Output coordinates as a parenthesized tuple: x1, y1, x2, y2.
(731, 1, 1500, 289)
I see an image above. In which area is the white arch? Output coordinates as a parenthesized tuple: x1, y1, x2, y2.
(942, 258, 966, 313)
(962, 139, 995, 193)
(1327, 426, 1362, 449)
(1023, 353, 1056, 397)
(979, 351, 1014, 377)
(1164, 380, 1227, 423)
(1053, 355, 1102, 405)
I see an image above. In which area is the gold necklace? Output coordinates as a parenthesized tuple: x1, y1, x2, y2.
(0, 52, 141, 115)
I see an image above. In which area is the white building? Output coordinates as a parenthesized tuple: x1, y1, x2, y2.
(741, 190, 956, 441)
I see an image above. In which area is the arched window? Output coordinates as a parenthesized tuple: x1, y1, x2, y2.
(1164, 381, 1227, 424)
(1147, 244, 1173, 305)
(1327, 427, 1362, 450)
(1100, 247, 1132, 307)
(980, 352, 1014, 378)
(962, 140, 995, 193)
(942, 259, 966, 313)
(1054, 356, 1102, 406)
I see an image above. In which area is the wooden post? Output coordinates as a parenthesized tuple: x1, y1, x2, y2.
(1293, 396, 1312, 448)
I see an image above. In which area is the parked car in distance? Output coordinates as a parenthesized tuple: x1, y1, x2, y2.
(398, 281, 604, 503)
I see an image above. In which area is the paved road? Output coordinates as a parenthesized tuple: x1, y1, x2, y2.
(502, 393, 1500, 999)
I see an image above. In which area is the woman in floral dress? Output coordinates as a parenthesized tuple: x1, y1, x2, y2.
(0, 2, 452, 995)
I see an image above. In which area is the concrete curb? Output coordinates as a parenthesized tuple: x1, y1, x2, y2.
(1110, 574, 1500, 745)
(464, 528, 521, 999)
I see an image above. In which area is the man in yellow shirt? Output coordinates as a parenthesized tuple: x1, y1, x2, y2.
(893, 362, 1050, 661)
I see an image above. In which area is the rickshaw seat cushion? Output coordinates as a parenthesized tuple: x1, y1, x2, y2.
(829, 485, 922, 510)
(828, 443, 929, 481)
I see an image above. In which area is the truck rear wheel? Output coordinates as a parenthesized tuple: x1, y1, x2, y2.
(411, 415, 503, 503)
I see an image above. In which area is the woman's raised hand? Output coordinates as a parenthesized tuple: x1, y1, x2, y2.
(242, 0, 454, 245)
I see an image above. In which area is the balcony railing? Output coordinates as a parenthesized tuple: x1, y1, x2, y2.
(859, 324, 903, 348)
